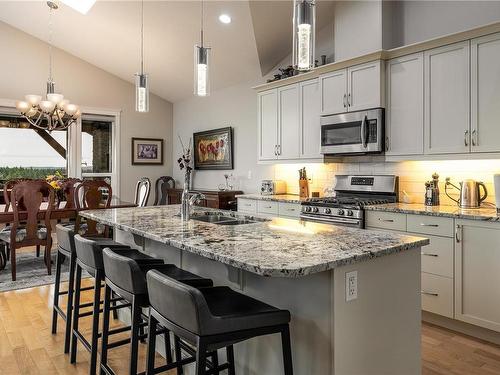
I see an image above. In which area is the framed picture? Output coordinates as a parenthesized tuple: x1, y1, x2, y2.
(131, 137, 164, 165)
(193, 127, 234, 170)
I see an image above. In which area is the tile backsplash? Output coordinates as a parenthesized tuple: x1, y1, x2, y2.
(274, 159, 500, 206)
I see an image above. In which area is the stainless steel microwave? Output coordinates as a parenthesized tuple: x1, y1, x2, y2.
(320, 108, 384, 155)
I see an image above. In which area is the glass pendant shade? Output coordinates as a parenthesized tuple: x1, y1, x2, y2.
(135, 73, 149, 112)
(194, 45, 211, 97)
(292, 0, 316, 72)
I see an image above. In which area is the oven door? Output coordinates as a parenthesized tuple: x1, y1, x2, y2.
(320, 108, 384, 155)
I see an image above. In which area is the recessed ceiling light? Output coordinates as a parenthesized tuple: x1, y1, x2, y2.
(60, 0, 97, 15)
(218, 14, 231, 24)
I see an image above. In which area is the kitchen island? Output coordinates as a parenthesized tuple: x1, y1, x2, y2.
(80, 205, 429, 375)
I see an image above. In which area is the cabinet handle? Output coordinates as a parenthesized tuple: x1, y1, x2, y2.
(278, 145, 282, 155)
(421, 291, 439, 297)
(455, 224, 461, 243)
(244, 203, 252, 207)
(385, 137, 390, 151)
(464, 130, 469, 147)
(421, 252, 439, 257)
(343, 94, 347, 108)
(348, 93, 351, 107)
(420, 223, 439, 227)
(378, 218, 394, 223)
(274, 145, 278, 156)
(472, 130, 477, 146)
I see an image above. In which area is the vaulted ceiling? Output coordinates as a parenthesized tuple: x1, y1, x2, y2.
(0, 1, 334, 103)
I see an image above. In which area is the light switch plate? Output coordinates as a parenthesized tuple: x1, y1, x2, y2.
(346, 270, 358, 302)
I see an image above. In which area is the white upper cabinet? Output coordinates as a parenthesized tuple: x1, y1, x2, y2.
(319, 60, 384, 116)
(348, 60, 384, 112)
(278, 84, 301, 160)
(258, 89, 279, 160)
(319, 69, 347, 115)
(471, 32, 500, 153)
(300, 79, 322, 159)
(424, 41, 470, 155)
(386, 53, 424, 156)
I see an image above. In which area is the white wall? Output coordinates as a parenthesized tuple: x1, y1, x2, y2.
(0, 21, 173, 204)
(392, 1, 500, 47)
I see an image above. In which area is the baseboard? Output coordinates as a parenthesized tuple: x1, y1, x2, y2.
(423, 311, 500, 345)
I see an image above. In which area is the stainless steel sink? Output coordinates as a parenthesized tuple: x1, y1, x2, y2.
(191, 214, 235, 224)
(191, 213, 258, 225)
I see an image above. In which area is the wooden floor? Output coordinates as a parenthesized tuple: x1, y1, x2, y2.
(1, 278, 500, 375)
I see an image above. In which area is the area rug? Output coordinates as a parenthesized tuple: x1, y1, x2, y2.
(0, 253, 68, 292)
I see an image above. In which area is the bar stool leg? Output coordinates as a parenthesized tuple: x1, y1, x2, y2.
(226, 346, 235, 375)
(70, 264, 83, 364)
(146, 313, 158, 375)
(100, 284, 112, 375)
(89, 270, 102, 375)
(163, 330, 173, 364)
(195, 337, 207, 375)
(281, 325, 293, 375)
(36, 244, 40, 257)
(129, 297, 141, 375)
(51, 250, 64, 334)
(63, 253, 76, 354)
(174, 335, 184, 375)
(211, 350, 219, 375)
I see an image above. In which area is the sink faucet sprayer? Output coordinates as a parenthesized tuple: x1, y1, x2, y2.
(181, 190, 205, 221)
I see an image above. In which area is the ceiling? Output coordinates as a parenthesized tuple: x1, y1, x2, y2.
(0, 0, 334, 103)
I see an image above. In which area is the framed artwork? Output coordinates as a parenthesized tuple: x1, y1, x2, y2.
(193, 127, 234, 170)
(131, 137, 164, 165)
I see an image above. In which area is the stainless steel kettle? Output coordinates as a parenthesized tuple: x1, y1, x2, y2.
(445, 178, 488, 208)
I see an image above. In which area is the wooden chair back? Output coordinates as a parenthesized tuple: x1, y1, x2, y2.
(154, 176, 175, 205)
(3, 178, 31, 212)
(10, 180, 55, 247)
(74, 179, 112, 237)
(134, 177, 151, 207)
(59, 178, 82, 209)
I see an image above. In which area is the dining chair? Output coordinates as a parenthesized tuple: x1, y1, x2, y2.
(74, 179, 112, 238)
(0, 180, 55, 281)
(135, 177, 151, 207)
(59, 178, 82, 209)
(153, 176, 175, 205)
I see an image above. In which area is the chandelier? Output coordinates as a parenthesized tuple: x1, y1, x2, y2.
(15, 1, 80, 132)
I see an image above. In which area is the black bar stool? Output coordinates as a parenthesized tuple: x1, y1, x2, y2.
(52, 224, 137, 354)
(71, 234, 164, 375)
(145, 270, 294, 375)
(100, 248, 213, 375)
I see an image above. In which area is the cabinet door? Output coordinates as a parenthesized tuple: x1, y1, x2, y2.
(471, 33, 500, 153)
(424, 41, 470, 154)
(386, 53, 424, 156)
(319, 69, 347, 115)
(347, 60, 383, 112)
(258, 89, 279, 160)
(278, 84, 300, 160)
(300, 79, 321, 159)
(455, 220, 500, 332)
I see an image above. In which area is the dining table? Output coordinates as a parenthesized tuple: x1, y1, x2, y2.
(0, 196, 136, 224)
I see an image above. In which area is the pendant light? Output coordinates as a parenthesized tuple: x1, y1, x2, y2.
(15, 1, 81, 132)
(135, 0, 149, 112)
(292, 0, 316, 72)
(194, 0, 211, 97)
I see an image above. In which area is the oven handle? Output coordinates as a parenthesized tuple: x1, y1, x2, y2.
(361, 114, 368, 148)
(300, 214, 362, 227)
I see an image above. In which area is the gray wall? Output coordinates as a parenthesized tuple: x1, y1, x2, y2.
(0, 21, 173, 204)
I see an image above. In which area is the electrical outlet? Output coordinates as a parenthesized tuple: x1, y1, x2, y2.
(345, 271, 358, 302)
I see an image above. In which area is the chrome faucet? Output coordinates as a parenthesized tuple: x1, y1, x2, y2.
(180, 191, 205, 221)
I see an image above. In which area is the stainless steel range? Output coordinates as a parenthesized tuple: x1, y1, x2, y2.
(300, 175, 398, 228)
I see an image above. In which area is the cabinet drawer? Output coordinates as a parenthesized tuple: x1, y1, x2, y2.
(365, 211, 406, 231)
(413, 234, 454, 278)
(278, 202, 301, 218)
(407, 215, 454, 237)
(421, 272, 454, 318)
(257, 201, 279, 215)
(237, 199, 257, 213)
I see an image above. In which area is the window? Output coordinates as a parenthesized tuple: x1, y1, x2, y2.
(0, 114, 68, 181)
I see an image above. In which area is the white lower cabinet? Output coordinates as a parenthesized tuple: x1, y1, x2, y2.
(455, 220, 500, 332)
(237, 198, 301, 219)
(421, 272, 454, 318)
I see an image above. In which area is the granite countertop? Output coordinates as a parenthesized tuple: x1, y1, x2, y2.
(365, 203, 500, 222)
(80, 205, 428, 278)
(236, 194, 307, 204)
